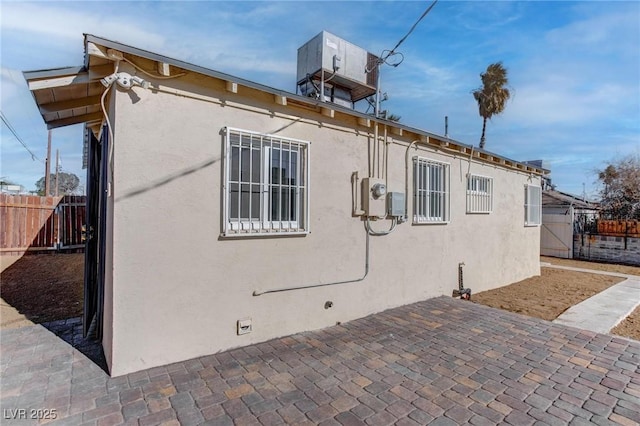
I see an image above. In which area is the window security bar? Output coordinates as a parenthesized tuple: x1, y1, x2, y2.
(223, 127, 310, 237)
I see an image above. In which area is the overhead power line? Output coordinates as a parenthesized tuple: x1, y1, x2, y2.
(0, 110, 43, 162)
(382, 0, 438, 63)
(367, 0, 439, 118)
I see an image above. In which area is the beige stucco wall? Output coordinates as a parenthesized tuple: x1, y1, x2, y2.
(104, 70, 541, 376)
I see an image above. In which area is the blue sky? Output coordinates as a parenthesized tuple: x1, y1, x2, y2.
(1, 1, 638, 197)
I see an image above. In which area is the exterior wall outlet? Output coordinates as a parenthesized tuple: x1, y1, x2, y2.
(237, 318, 252, 335)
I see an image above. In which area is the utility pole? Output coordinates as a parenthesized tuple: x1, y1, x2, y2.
(55, 149, 60, 196)
(44, 130, 52, 196)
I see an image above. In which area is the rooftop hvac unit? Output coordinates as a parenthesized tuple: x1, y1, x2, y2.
(297, 31, 379, 107)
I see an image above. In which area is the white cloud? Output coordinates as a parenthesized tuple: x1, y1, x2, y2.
(1, 2, 166, 52)
(448, 1, 524, 32)
(545, 6, 639, 55)
(505, 81, 631, 126)
(0, 68, 27, 102)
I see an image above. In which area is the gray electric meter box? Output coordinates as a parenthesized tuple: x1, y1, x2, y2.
(387, 192, 405, 217)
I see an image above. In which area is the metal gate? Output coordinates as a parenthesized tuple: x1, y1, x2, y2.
(83, 129, 107, 340)
(541, 213, 573, 258)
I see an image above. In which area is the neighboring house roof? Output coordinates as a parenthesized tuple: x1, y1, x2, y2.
(542, 189, 599, 210)
(0, 184, 26, 195)
(22, 34, 549, 177)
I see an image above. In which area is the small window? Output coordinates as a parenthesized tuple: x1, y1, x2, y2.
(223, 127, 309, 236)
(466, 174, 493, 214)
(413, 157, 450, 224)
(525, 184, 542, 226)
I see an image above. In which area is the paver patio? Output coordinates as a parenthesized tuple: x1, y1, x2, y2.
(1, 296, 639, 425)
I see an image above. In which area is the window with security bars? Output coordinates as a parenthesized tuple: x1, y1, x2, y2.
(524, 184, 542, 226)
(466, 174, 493, 214)
(223, 127, 309, 236)
(413, 157, 450, 223)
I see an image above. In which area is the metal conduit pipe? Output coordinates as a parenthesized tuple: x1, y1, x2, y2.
(366, 216, 398, 236)
(466, 145, 474, 177)
(403, 139, 423, 222)
(254, 129, 400, 296)
(253, 225, 370, 296)
(384, 125, 390, 190)
(351, 172, 365, 216)
(373, 121, 379, 178)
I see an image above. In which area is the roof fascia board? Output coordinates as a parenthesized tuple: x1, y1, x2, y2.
(23, 66, 86, 81)
(22, 66, 86, 80)
(23, 64, 112, 90)
(25, 72, 91, 91)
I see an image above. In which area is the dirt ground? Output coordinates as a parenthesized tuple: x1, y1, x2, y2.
(543, 256, 640, 341)
(1, 253, 84, 328)
(474, 257, 640, 341)
(473, 268, 625, 321)
(540, 256, 640, 276)
(1, 253, 638, 341)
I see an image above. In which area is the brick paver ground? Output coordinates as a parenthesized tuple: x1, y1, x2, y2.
(1, 297, 639, 425)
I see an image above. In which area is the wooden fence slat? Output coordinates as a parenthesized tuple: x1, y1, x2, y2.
(0, 194, 86, 253)
(596, 219, 640, 237)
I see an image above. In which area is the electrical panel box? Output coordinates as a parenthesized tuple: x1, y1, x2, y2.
(362, 177, 387, 217)
(387, 192, 405, 217)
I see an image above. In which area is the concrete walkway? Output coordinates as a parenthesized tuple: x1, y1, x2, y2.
(1, 297, 639, 425)
(544, 264, 640, 335)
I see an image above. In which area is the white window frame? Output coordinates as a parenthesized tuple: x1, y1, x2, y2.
(413, 157, 450, 224)
(222, 127, 310, 237)
(524, 184, 542, 226)
(466, 174, 493, 214)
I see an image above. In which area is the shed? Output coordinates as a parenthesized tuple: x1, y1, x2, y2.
(541, 189, 599, 258)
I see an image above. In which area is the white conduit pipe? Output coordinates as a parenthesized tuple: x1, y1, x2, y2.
(373, 122, 378, 178)
(100, 61, 119, 196)
(404, 139, 423, 221)
(384, 125, 389, 190)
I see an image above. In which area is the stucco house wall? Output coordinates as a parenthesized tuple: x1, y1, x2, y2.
(103, 65, 542, 376)
(22, 35, 545, 377)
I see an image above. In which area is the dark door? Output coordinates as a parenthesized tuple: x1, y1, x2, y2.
(83, 128, 108, 339)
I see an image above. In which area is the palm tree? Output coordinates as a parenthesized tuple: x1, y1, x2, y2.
(472, 62, 511, 149)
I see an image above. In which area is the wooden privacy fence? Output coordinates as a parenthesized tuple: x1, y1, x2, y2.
(0, 194, 86, 254)
(597, 220, 640, 237)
